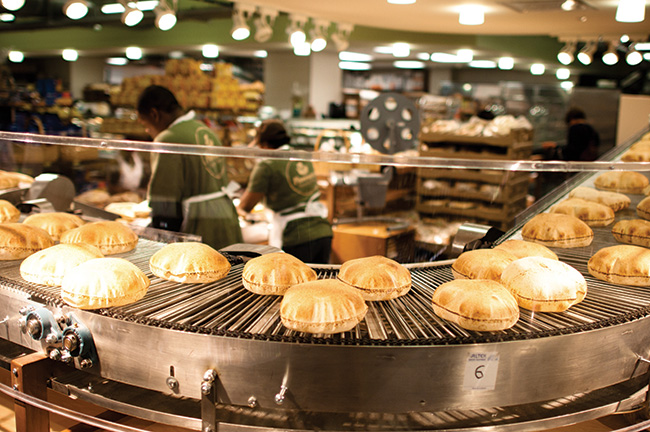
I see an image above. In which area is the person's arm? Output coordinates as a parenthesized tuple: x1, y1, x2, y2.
(238, 190, 264, 214)
(237, 162, 270, 216)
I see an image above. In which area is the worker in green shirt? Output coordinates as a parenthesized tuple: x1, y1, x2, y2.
(137, 85, 243, 250)
(237, 120, 332, 263)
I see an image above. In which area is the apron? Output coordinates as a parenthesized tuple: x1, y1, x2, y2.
(269, 192, 328, 248)
(180, 181, 240, 233)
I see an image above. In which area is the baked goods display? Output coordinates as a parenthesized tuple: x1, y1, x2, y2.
(588, 245, 650, 286)
(0, 200, 20, 223)
(280, 279, 368, 334)
(61, 257, 150, 309)
(567, 186, 630, 212)
(242, 252, 317, 295)
(636, 196, 650, 220)
(549, 198, 615, 227)
(431, 279, 519, 331)
(594, 171, 649, 194)
(501, 257, 587, 312)
(60, 221, 139, 255)
(0, 172, 19, 189)
(104, 201, 151, 221)
(0, 223, 54, 260)
(23, 212, 85, 241)
(521, 213, 593, 248)
(451, 249, 517, 281)
(75, 189, 111, 208)
(337, 255, 411, 301)
(20, 243, 103, 286)
(150, 242, 230, 283)
(493, 239, 558, 260)
(612, 219, 650, 248)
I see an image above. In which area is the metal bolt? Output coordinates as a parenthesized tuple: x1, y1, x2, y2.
(45, 333, 58, 345)
(60, 351, 73, 364)
(247, 396, 257, 408)
(56, 315, 68, 327)
(200, 382, 212, 396)
(166, 377, 179, 391)
(49, 349, 61, 361)
(203, 369, 217, 383)
(274, 385, 288, 405)
(80, 359, 93, 369)
(11, 368, 18, 378)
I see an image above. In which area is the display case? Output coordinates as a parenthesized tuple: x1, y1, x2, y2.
(1, 125, 650, 432)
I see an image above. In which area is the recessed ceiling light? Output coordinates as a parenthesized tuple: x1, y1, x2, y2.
(254, 50, 268, 58)
(556, 68, 571, 80)
(469, 60, 496, 68)
(530, 63, 545, 75)
(8, 50, 24, 63)
(107, 57, 128, 65)
(393, 42, 410, 58)
(498, 57, 514, 70)
(339, 61, 371, 70)
(458, 5, 485, 25)
(430, 52, 459, 63)
(63, 1, 89, 20)
(0, 13, 15, 22)
(1, 0, 24, 12)
(125, 46, 143, 60)
(394, 60, 425, 69)
(387, 0, 416, 4)
(339, 51, 373, 62)
(457, 49, 473, 62)
(202, 44, 219, 58)
(62, 49, 79, 61)
(616, 0, 645, 23)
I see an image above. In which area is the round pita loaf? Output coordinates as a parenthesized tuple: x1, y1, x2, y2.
(60, 221, 138, 255)
(451, 249, 517, 281)
(567, 186, 630, 212)
(337, 255, 411, 301)
(20, 243, 103, 286)
(23, 212, 85, 241)
(149, 242, 230, 283)
(493, 240, 558, 260)
(0, 200, 20, 223)
(0, 223, 54, 260)
(521, 213, 593, 248)
(612, 219, 650, 248)
(594, 171, 649, 194)
(549, 198, 615, 227)
(242, 252, 316, 295)
(588, 245, 650, 286)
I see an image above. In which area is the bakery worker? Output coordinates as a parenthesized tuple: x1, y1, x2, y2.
(542, 107, 600, 161)
(137, 85, 243, 249)
(237, 120, 333, 263)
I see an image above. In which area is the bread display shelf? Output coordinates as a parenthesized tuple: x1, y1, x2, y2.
(419, 128, 533, 147)
(416, 175, 528, 204)
(417, 167, 529, 184)
(416, 197, 526, 222)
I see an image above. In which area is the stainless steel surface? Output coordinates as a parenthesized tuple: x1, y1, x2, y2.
(26, 173, 75, 212)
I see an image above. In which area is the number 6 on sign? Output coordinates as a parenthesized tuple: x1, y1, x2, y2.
(463, 352, 499, 391)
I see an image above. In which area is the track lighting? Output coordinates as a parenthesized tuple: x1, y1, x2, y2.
(556, 68, 570, 80)
(557, 40, 576, 65)
(7, 50, 24, 63)
(331, 23, 353, 52)
(126, 46, 143, 60)
(393, 42, 410, 58)
(62, 49, 79, 61)
(602, 42, 619, 65)
(458, 5, 485, 25)
(253, 7, 277, 43)
(577, 41, 596, 65)
(627, 48, 643, 65)
(294, 41, 311, 56)
(120, 0, 143, 27)
(498, 57, 514, 70)
(615, 0, 646, 23)
(310, 19, 329, 52)
(231, 3, 255, 41)
(530, 63, 545, 75)
(154, 0, 176, 31)
(63, 0, 89, 20)
(286, 14, 308, 47)
(202, 44, 219, 58)
(0, 0, 24, 11)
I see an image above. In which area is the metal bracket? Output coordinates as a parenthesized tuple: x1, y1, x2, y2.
(201, 369, 218, 432)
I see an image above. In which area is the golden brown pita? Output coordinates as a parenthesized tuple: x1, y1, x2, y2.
(337, 255, 411, 301)
(23, 212, 85, 241)
(594, 171, 649, 194)
(612, 219, 650, 248)
(451, 249, 518, 281)
(20, 243, 103, 286)
(149, 242, 230, 283)
(60, 221, 138, 255)
(521, 213, 593, 248)
(0, 200, 20, 223)
(493, 239, 558, 260)
(0, 223, 54, 260)
(242, 252, 317, 295)
(549, 198, 615, 227)
(567, 186, 630, 212)
(588, 245, 650, 286)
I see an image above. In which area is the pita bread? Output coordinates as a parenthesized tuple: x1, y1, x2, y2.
(337, 255, 411, 301)
(61, 257, 150, 309)
(452, 249, 518, 281)
(612, 219, 650, 248)
(588, 245, 650, 286)
(23, 212, 85, 241)
(150, 242, 230, 283)
(521, 213, 593, 248)
(594, 171, 649, 194)
(636, 196, 650, 220)
(493, 239, 558, 260)
(432, 279, 519, 331)
(280, 279, 368, 334)
(0, 200, 20, 223)
(0, 223, 54, 260)
(567, 186, 630, 212)
(549, 198, 615, 227)
(242, 252, 317, 295)
(20, 243, 103, 286)
(60, 221, 138, 255)
(501, 256, 587, 312)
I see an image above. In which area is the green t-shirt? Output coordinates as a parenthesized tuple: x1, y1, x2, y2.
(247, 154, 332, 247)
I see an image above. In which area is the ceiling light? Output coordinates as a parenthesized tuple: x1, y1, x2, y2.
(621, 34, 630, 43)
(392, 42, 410, 58)
(557, 40, 576, 65)
(331, 23, 353, 52)
(202, 44, 219, 58)
(560, 81, 574, 90)
(469, 60, 496, 68)
(254, 50, 268, 58)
(107, 57, 128, 65)
(561, 0, 576, 10)
(458, 5, 485, 25)
(310, 19, 329, 52)
(462, 83, 472, 92)
(387, 0, 416, 4)
(530, 63, 545, 75)
(556, 68, 570, 79)
(101, 1, 159, 14)
(169, 50, 183, 59)
(231, 3, 255, 41)
(286, 14, 308, 47)
(62, 49, 78, 61)
(294, 41, 311, 56)
(64, 1, 89, 20)
(339, 51, 372, 62)
(254, 7, 278, 43)
(457, 49, 473, 62)
(154, 0, 176, 31)
(0, 13, 15, 22)
(416, 52, 430, 61)
(120, 0, 143, 26)
(394, 60, 425, 69)
(1, 0, 24, 11)
(627, 48, 643, 65)
(8, 50, 23, 63)
(602, 42, 619, 65)
(125, 46, 143, 60)
(498, 56, 514, 70)
(615, 0, 646, 22)
(644, 52, 650, 60)
(577, 41, 596, 65)
(430, 52, 459, 63)
(635, 42, 650, 50)
(339, 61, 371, 70)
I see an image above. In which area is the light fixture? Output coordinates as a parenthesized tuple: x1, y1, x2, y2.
(602, 42, 619, 65)
(387, 0, 416, 4)
(469, 60, 496, 68)
(556, 68, 571, 80)
(107, 57, 128, 65)
(0, 13, 15, 22)
(154, 0, 176, 31)
(62, 49, 78, 61)
(254, 7, 278, 43)
(202, 44, 219, 58)
(430, 52, 459, 63)
(8, 50, 23, 63)
(331, 23, 353, 52)
(125, 46, 143, 60)
(557, 40, 576, 65)
(1, 0, 24, 11)
(339, 61, 371, 70)
(457, 48, 473, 62)
(627, 48, 643, 65)
(339, 51, 373, 62)
(120, 0, 143, 26)
(394, 60, 425, 69)
(561, 0, 576, 11)
(310, 19, 329, 52)
(254, 50, 268, 58)
(635, 42, 650, 50)
(416, 52, 430, 61)
(294, 41, 311, 56)
(621, 34, 630, 43)
(285, 14, 308, 47)
(615, 0, 646, 23)
(644, 52, 650, 60)
(560, 81, 574, 90)
(392, 42, 410, 58)
(498, 56, 514, 70)
(577, 41, 596, 65)
(530, 63, 545, 75)
(458, 5, 485, 25)
(63, 0, 89, 20)
(231, 3, 255, 41)
(169, 50, 184, 59)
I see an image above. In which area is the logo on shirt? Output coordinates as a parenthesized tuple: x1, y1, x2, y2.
(196, 127, 226, 181)
(286, 161, 317, 196)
